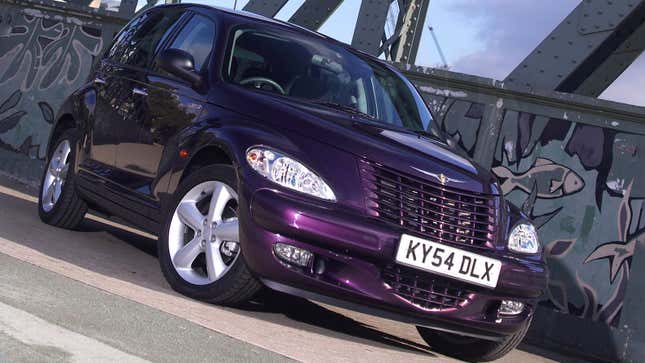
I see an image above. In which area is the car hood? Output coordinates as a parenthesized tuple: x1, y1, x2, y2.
(219, 87, 500, 195)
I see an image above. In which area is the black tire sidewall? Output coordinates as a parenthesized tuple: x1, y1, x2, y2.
(417, 314, 533, 362)
(158, 164, 257, 302)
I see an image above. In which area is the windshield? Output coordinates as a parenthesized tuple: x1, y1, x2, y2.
(226, 28, 437, 135)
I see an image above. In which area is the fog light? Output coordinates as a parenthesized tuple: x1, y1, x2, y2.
(499, 300, 524, 315)
(273, 243, 313, 267)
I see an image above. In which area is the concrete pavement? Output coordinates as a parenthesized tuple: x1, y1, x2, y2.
(0, 180, 584, 362)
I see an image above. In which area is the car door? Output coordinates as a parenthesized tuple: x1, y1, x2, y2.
(78, 13, 153, 182)
(79, 8, 186, 226)
(115, 11, 216, 219)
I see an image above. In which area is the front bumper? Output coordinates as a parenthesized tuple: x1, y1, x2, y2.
(240, 185, 547, 340)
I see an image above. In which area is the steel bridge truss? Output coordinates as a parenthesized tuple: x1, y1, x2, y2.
(143, 0, 645, 97)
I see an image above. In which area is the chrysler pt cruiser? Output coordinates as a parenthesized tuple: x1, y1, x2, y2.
(39, 4, 546, 361)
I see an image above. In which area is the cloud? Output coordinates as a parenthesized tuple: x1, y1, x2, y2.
(441, 0, 645, 107)
(443, 0, 579, 80)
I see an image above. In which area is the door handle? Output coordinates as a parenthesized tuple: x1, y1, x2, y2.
(132, 87, 148, 96)
(94, 77, 106, 85)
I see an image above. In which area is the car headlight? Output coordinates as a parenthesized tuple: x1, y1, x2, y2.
(508, 223, 539, 254)
(246, 147, 336, 201)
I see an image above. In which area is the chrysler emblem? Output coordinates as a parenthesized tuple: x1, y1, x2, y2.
(438, 173, 448, 185)
(410, 166, 465, 185)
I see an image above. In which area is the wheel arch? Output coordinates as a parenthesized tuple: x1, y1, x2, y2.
(47, 114, 77, 156)
(180, 144, 235, 183)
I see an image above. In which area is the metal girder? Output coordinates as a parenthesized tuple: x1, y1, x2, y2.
(390, 0, 430, 64)
(505, 0, 645, 96)
(576, 21, 645, 96)
(351, 0, 392, 55)
(288, 0, 343, 31)
(242, 0, 289, 18)
(117, 0, 137, 17)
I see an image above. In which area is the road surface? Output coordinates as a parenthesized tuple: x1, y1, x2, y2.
(0, 177, 583, 362)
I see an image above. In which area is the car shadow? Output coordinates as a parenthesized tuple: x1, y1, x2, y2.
(241, 290, 434, 355)
(92, 213, 595, 363)
(79, 218, 435, 357)
(0, 185, 435, 358)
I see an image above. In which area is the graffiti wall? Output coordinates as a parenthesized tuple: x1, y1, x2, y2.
(401, 64, 645, 361)
(0, 0, 130, 180)
(494, 113, 644, 328)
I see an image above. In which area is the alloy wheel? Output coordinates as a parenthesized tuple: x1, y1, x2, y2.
(42, 140, 71, 212)
(168, 181, 240, 285)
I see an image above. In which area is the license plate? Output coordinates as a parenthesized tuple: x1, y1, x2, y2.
(395, 234, 501, 288)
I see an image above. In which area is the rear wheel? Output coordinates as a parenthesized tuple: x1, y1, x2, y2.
(417, 315, 532, 362)
(38, 129, 87, 229)
(158, 165, 262, 305)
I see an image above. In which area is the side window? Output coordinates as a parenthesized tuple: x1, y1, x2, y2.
(167, 14, 215, 72)
(107, 10, 183, 68)
(106, 12, 148, 63)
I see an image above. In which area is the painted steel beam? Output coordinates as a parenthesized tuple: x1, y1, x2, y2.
(288, 0, 343, 31)
(242, 0, 289, 18)
(117, 0, 137, 17)
(351, 0, 392, 55)
(575, 21, 645, 96)
(390, 0, 430, 64)
(505, 0, 645, 97)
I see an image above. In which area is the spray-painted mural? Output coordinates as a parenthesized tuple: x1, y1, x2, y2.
(0, 4, 104, 161)
(491, 112, 644, 328)
(412, 70, 645, 332)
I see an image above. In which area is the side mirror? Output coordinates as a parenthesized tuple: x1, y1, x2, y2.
(156, 48, 203, 87)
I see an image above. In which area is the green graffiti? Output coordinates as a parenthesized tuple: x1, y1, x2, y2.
(560, 216, 576, 234)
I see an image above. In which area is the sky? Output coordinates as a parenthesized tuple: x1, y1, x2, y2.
(134, 0, 645, 106)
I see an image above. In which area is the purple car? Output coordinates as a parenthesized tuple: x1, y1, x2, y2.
(39, 4, 546, 361)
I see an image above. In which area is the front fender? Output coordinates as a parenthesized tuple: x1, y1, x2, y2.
(161, 107, 364, 216)
(165, 113, 298, 195)
(47, 85, 95, 155)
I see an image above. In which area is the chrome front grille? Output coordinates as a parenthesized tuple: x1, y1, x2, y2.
(360, 160, 498, 248)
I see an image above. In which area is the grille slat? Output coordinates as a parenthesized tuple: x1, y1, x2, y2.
(383, 265, 470, 310)
(367, 195, 492, 227)
(361, 160, 498, 248)
(364, 163, 494, 199)
(367, 184, 492, 217)
(364, 173, 493, 211)
(367, 196, 492, 234)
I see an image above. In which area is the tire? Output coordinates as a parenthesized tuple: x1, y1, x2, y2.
(417, 315, 533, 362)
(38, 129, 87, 229)
(158, 164, 262, 306)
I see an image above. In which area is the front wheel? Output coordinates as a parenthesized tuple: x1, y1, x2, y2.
(158, 164, 262, 305)
(417, 315, 533, 362)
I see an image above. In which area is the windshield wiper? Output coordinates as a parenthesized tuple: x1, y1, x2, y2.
(311, 100, 376, 120)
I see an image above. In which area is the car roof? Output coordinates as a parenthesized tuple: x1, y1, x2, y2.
(152, 3, 389, 68)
